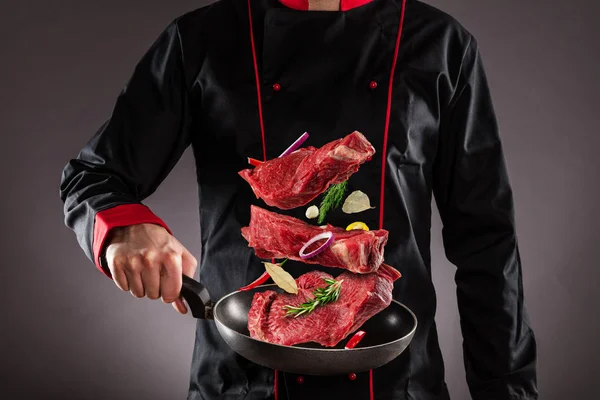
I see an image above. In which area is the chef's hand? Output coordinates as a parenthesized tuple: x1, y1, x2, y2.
(103, 223, 198, 314)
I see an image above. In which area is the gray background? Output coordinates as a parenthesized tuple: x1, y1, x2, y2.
(1, 0, 598, 398)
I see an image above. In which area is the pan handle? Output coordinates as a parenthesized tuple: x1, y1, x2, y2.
(180, 275, 215, 319)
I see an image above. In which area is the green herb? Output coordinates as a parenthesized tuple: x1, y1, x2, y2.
(282, 278, 344, 318)
(279, 258, 289, 267)
(318, 181, 348, 224)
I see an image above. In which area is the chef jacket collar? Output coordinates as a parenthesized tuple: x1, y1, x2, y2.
(278, 0, 374, 11)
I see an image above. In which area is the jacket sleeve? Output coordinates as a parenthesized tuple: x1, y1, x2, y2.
(432, 36, 538, 400)
(59, 20, 191, 278)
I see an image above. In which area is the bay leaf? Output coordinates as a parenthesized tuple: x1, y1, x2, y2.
(263, 262, 298, 294)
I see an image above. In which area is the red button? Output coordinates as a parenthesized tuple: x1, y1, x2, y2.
(296, 376, 304, 384)
(369, 81, 378, 89)
(273, 83, 281, 91)
(348, 372, 357, 381)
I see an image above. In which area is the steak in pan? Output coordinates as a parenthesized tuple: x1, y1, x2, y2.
(247, 264, 401, 347)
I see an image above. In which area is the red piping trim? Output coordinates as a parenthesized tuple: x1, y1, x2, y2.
(248, 1, 278, 396)
(247, 0, 267, 162)
(379, 0, 407, 231)
(247, 0, 407, 397)
(370, 369, 374, 399)
(374, 0, 407, 398)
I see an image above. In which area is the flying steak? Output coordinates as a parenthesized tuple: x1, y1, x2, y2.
(247, 264, 402, 347)
(238, 131, 376, 210)
(241, 205, 388, 274)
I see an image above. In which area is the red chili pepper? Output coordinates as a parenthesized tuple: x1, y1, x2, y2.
(239, 271, 270, 291)
(344, 331, 366, 349)
(239, 259, 287, 291)
(248, 157, 263, 167)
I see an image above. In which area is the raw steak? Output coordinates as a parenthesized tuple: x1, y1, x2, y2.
(239, 131, 375, 210)
(247, 264, 402, 347)
(241, 205, 388, 274)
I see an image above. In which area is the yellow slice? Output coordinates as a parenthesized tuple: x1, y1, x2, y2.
(346, 221, 369, 231)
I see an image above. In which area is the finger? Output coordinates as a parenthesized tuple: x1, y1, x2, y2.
(141, 256, 161, 300)
(160, 252, 182, 304)
(112, 266, 130, 292)
(172, 298, 188, 315)
(126, 257, 145, 298)
(109, 257, 130, 292)
(181, 249, 198, 278)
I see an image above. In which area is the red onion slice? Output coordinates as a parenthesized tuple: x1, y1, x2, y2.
(299, 231, 334, 259)
(279, 132, 309, 157)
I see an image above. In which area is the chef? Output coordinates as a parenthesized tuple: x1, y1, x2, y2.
(59, 0, 539, 398)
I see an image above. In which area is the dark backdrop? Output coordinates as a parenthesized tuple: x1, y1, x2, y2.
(2, 0, 598, 399)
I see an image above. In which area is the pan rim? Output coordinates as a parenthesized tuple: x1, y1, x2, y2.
(213, 283, 418, 353)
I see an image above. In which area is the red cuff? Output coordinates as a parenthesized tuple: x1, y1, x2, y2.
(92, 204, 172, 278)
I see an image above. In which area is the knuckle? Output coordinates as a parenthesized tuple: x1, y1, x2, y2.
(129, 255, 145, 272)
(111, 255, 128, 269)
(161, 251, 181, 268)
(164, 249, 180, 260)
(143, 249, 159, 264)
(131, 253, 145, 264)
(163, 260, 181, 276)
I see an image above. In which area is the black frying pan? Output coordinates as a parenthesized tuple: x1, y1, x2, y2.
(180, 275, 417, 376)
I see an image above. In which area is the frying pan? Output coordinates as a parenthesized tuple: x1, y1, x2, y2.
(180, 275, 417, 376)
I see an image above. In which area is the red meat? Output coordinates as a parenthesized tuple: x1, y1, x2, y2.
(239, 131, 375, 210)
(247, 264, 402, 347)
(241, 205, 388, 274)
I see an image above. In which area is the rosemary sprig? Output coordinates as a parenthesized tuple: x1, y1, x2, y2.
(318, 181, 348, 224)
(282, 278, 344, 318)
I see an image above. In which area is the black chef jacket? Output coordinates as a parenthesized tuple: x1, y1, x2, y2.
(59, 0, 539, 399)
